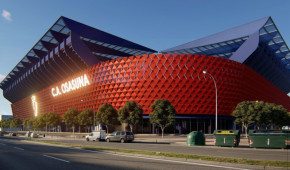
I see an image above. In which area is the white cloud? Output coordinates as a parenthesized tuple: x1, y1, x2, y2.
(0, 74, 5, 82)
(2, 9, 12, 22)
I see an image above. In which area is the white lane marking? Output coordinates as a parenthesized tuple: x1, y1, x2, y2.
(0, 143, 6, 145)
(111, 153, 250, 170)
(83, 149, 102, 153)
(69, 147, 83, 150)
(82, 149, 249, 170)
(13, 147, 24, 151)
(43, 155, 70, 163)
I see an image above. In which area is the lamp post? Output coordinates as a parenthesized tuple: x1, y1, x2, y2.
(202, 70, 218, 131)
(92, 105, 95, 131)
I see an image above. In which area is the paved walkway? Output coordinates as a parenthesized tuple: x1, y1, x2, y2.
(33, 133, 252, 147)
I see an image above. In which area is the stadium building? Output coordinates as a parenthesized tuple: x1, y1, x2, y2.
(1, 16, 289, 133)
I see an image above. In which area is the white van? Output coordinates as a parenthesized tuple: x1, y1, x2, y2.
(85, 131, 106, 141)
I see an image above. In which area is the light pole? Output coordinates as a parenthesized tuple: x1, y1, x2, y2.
(202, 70, 218, 131)
(92, 104, 95, 131)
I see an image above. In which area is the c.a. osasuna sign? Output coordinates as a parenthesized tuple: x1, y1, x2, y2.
(51, 74, 90, 97)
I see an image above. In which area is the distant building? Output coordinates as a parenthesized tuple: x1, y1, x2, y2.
(0, 114, 13, 121)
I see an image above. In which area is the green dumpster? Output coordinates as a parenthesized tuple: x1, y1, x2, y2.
(187, 131, 205, 146)
(213, 130, 240, 147)
(249, 130, 289, 149)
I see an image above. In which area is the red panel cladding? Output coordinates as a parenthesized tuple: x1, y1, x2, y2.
(11, 54, 290, 121)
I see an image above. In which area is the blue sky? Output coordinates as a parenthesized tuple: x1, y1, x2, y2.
(1, 0, 290, 115)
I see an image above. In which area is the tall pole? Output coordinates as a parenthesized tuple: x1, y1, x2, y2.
(203, 71, 218, 130)
(93, 104, 95, 131)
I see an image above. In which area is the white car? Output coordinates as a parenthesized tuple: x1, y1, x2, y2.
(86, 131, 106, 141)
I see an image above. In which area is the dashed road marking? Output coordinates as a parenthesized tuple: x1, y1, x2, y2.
(43, 155, 70, 163)
(13, 147, 24, 151)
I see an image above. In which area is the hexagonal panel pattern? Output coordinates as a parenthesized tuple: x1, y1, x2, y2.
(11, 54, 290, 121)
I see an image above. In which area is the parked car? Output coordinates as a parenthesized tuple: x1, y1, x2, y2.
(105, 131, 134, 143)
(86, 131, 106, 142)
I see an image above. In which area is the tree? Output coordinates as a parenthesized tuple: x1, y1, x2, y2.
(118, 101, 143, 132)
(24, 118, 35, 130)
(0, 118, 11, 129)
(269, 103, 288, 129)
(77, 109, 94, 132)
(149, 99, 176, 138)
(0, 120, 3, 130)
(96, 103, 118, 133)
(232, 101, 257, 137)
(10, 118, 22, 130)
(46, 113, 61, 132)
(24, 119, 33, 130)
(32, 117, 45, 131)
(0, 118, 22, 130)
(63, 108, 79, 133)
(253, 101, 271, 130)
(38, 114, 49, 132)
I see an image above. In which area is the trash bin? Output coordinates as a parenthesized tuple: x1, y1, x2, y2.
(213, 130, 240, 147)
(186, 131, 205, 146)
(249, 130, 289, 149)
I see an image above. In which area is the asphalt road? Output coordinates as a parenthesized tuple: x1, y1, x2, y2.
(0, 138, 262, 170)
(31, 137, 290, 162)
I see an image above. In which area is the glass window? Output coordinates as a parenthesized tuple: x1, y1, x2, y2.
(212, 44, 220, 48)
(126, 132, 133, 135)
(121, 132, 125, 135)
(57, 18, 65, 26)
(265, 25, 276, 33)
(265, 19, 273, 26)
(199, 47, 207, 51)
(116, 132, 121, 136)
(60, 27, 70, 34)
(51, 24, 63, 32)
(259, 28, 267, 35)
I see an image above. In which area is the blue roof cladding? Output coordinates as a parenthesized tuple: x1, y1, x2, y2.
(162, 16, 290, 94)
(0, 16, 156, 90)
(0, 16, 157, 103)
(163, 17, 269, 52)
(62, 17, 154, 52)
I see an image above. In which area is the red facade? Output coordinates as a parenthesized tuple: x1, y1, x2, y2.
(12, 54, 290, 121)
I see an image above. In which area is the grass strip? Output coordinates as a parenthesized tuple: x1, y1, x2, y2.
(27, 140, 288, 167)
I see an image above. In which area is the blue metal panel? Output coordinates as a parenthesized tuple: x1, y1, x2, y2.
(62, 17, 156, 53)
(161, 16, 290, 94)
(162, 17, 269, 53)
(0, 16, 157, 103)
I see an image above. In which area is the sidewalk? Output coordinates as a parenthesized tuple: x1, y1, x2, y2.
(30, 133, 250, 147)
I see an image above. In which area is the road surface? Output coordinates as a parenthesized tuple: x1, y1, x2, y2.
(0, 138, 271, 170)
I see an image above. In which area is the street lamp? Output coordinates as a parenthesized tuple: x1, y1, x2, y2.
(81, 99, 95, 131)
(202, 70, 218, 131)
